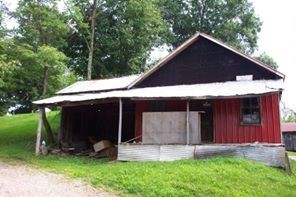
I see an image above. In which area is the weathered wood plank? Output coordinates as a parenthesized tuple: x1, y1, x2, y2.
(35, 109, 43, 156)
(118, 98, 122, 144)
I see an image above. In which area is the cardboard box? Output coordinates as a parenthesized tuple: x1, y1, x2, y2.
(93, 140, 113, 152)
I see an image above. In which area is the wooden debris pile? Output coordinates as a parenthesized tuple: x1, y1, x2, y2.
(50, 139, 117, 159)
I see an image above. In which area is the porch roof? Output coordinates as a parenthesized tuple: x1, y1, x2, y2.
(57, 74, 140, 95)
(33, 79, 284, 106)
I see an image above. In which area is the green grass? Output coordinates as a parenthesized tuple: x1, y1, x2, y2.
(288, 151, 296, 156)
(0, 112, 296, 196)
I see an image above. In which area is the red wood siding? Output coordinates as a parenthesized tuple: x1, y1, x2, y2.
(135, 101, 149, 141)
(213, 94, 281, 143)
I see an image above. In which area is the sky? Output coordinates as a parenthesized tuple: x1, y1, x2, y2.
(2, 0, 296, 109)
(251, 0, 296, 110)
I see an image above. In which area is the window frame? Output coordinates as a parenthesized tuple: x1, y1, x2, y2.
(240, 97, 262, 125)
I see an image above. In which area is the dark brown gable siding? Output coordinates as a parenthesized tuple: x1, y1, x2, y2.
(136, 37, 280, 88)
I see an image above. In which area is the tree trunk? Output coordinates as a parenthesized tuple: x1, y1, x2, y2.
(41, 65, 55, 144)
(87, 0, 97, 80)
(42, 66, 49, 95)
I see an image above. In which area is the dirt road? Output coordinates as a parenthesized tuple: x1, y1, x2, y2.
(0, 161, 114, 197)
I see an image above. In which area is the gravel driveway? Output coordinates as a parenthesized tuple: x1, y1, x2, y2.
(0, 161, 114, 197)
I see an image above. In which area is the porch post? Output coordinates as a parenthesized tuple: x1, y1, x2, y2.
(35, 108, 43, 156)
(118, 98, 123, 144)
(186, 100, 190, 145)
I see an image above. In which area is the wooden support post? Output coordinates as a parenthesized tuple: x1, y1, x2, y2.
(186, 100, 190, 145)
(197, 112, 201, 144)
(35, 108, 43, 156)
(118, 98, 123, 144)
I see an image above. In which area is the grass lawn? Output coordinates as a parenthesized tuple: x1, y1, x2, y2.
(0, 112, 296, 196)
(288, 151, 296, 156)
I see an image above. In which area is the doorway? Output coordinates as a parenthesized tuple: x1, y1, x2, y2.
(190, 100, 214, 143)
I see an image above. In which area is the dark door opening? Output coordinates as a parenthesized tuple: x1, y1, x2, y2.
(190, 100, 214, 143)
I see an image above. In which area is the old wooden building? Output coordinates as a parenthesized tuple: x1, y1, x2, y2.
(34, 33, 287, 167)
(282, 122, 296, 151)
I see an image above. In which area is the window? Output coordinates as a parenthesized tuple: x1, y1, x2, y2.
(240, 97, 261, 124)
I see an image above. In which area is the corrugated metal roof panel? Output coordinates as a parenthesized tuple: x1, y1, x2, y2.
(281, 122, 296, 132)
(57, 75, 140, 94)
(33, 79, 284, 105)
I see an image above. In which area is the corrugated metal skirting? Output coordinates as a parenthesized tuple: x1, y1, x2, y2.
(117, 144, 195, 161)
(117, 144, 287, 168)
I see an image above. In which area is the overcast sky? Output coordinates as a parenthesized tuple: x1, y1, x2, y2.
(3, 0, 296, 110)
(250, 0, 296, 110)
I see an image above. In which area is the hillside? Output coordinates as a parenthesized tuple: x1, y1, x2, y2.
(0, 112, 295, 196)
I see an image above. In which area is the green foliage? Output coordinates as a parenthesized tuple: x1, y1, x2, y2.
(0, 0, 75, 114)
(282, 105, 296, 122)
(284, 112, 296, 123)
(65, 0, 166, 78)
(256, 52, 278, 69)
(158, 0, 262, 54)
(0, 0, 7, 37)
(13, 0, 69, 48)
(0, 112, 295, 196)
(5, 43, 74, 112)
(0, 39, 18, 115)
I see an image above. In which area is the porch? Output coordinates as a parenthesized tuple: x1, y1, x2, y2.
(33, 79, 284, 166)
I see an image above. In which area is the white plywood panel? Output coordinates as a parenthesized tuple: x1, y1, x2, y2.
(143, 112, 201, 144)
(189, 112, 201, 144)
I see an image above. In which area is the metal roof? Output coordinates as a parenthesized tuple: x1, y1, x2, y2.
(57, 75, 140, 95)
(128, 32, 285, 88)
(34, 79, 284, 106)
(281, 123, 296, 132)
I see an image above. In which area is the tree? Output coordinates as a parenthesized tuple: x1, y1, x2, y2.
(65, 0, 98, 80)
(14, 0, 69, 49)
(0, 40, 17, 115)
(36, 46, 68, 96)
(36, 45, 68, 143)
(158, 0, 262, 54)
(87, 0, 97, 80)
(281, 103, 296, 122)
(0, 0, 7, 37)
(0, 1, 17, 115)
(9, 0, 73, 143)
(13, 0, 69, 99)
(256, 52, 278, 69)
(65, 0, 166, 78)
